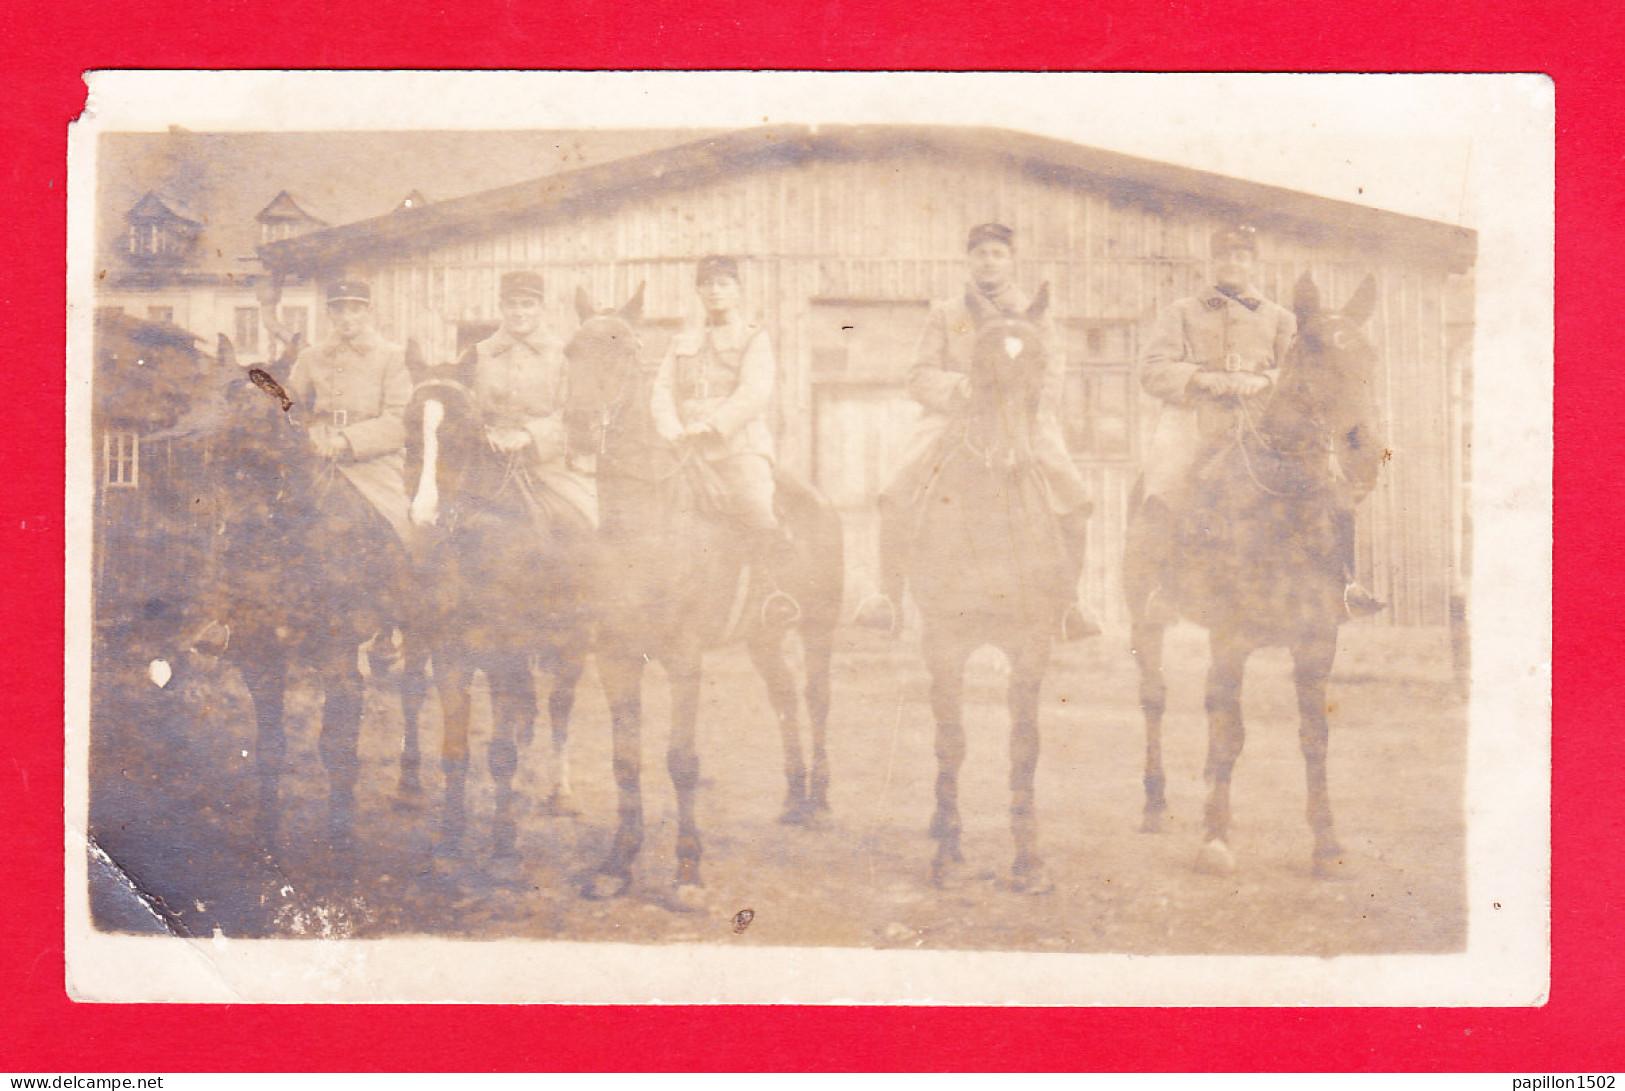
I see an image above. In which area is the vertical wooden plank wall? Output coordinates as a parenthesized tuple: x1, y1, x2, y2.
(346, 150, 1466, 629)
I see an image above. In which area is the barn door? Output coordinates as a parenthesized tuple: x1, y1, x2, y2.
(806, 298, 929, 607)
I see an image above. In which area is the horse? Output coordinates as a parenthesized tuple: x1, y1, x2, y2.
(905, 283, 1073, 894)
(562, 286, 846, 905)
(401, 356, 595, 859)
(1122, 272, 1384, 877)
(146, 333, 422, 855)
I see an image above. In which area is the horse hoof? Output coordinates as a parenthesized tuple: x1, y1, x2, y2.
(1194, 839, 1237, 876)
(1140, 806, 1166, 834)
(581, 870, 632, 901)
(1010, 860, 1054, 896)
(398, 775, 423, 798)
(539, 790, 580, 818)
(931, 853, 968, 890)
(432, 830, 465, 860)
(492, 822, 519, 859)
(671, 880, 706, 913)
(1312, 845, 1349, 880)
(779, 799, 813, 826)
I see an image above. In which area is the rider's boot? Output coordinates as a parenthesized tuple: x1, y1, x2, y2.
(1334, 509, 1386, 619)
(853, 499, 906, 633)
(1057, 507, 1103, 641)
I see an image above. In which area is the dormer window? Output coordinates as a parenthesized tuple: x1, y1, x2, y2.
(255, 191, 327, 247)
(125, 192, 201, 265)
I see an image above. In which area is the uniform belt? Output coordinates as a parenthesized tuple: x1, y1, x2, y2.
(330, 409, 349, 428)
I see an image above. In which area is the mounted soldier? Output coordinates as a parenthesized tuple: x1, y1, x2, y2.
(287, 279, 414, 547)
(651, 254, 798, 624)
(460, 269, 598, 542)
(856, 222, 1100, 640)
(1132, 224, 1382, 621)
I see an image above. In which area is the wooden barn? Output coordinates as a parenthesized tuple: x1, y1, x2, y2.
(257, 125, 1477, 633)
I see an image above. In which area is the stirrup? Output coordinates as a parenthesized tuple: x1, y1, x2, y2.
(1343, 583, 1387, 619)
(852, 592, 899, 633)
(761, 589, 802, 628)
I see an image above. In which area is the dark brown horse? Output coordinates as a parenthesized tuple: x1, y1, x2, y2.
(563, 287, 845, 905)
(908, 284, 1072, 894)
(145, 334, 419, 854)
(1123, 272, 1384, 877)
(401, 363, 595, 859)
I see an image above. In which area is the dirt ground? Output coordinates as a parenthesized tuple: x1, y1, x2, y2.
(88, 620, 1466, 956)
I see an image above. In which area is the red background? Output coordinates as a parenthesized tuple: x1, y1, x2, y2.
(0, 1, 1603, 1071)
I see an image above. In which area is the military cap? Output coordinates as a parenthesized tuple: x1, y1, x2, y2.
(695, 254, 740, 284)
(966, 222, 1015, 251)
(499, 270, 546, 300)
(1210, 225, 1259, 256)
(326, 280, 371, 305)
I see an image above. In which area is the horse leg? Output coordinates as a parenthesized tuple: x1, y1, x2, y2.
(1196, 630, 1250, 875)
(315, 650, 364, 855)
(432, 648, 474, 858)
(586, 652, 644, 899)
(922, 624, 971, 887)
(397, 636, 430, 801)
(234, 632, 287, 852)
(1124, 498, 1171, 832)
(802, 617, 835, 813)
(1131, 619, 1170, 833)
(666, 641, 706, 902)
(1293, 629, 1346, 877)
(487, 648, 534, 859)
(747, 629, 810, 825)
(541, 641, 586, 818)
(1007, 632, 1053, 894)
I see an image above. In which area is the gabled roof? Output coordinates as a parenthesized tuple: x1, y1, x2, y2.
(127, 191, 201, 228)
(255, 190, 328, 226)
(97, 129, 717, 286)
(259, 124, 1477, 274)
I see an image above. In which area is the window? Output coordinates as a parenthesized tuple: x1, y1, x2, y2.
(147, 305, 174, 325)
(235, 307, 260, 353)
(104, 431, 139, 488)
(1059, 319, 1138, 461)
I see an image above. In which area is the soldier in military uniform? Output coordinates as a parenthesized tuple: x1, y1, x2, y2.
(1134, 225, 1381, 619)
(651, 254, 797, 622)
(462, 270, 597, 538)
(856, 222, 1101, 639)
(288, 279, 413, 546)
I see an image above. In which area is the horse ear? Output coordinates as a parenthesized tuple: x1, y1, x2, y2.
(1292, 272, 1322, 327)
(575, 286, 597, 324)
(1025, 281, 1051, 322)
(1343, 274, 1378, 325)
(217, 334, 237, 369)
(619, 282, 646, 324)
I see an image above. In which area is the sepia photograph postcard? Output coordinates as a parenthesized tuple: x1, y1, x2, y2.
(64, 70, 1553, 1005)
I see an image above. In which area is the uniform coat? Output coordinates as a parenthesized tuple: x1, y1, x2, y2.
(882, 282, 1091, 516)
(465, 324, 598, 529)
(1140, 284, 1297, 503)
(651, 318, 778, 528)
(287, 327, 414, 544)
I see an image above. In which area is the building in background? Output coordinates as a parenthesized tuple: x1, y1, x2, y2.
(255, 125, 1475, 637)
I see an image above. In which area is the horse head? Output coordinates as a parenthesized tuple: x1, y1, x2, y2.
(404, 370, 483, 531)
(563, 283, 646, 457)
(963, 282, 1052, 462)
(1274, 273, 1384, 501)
